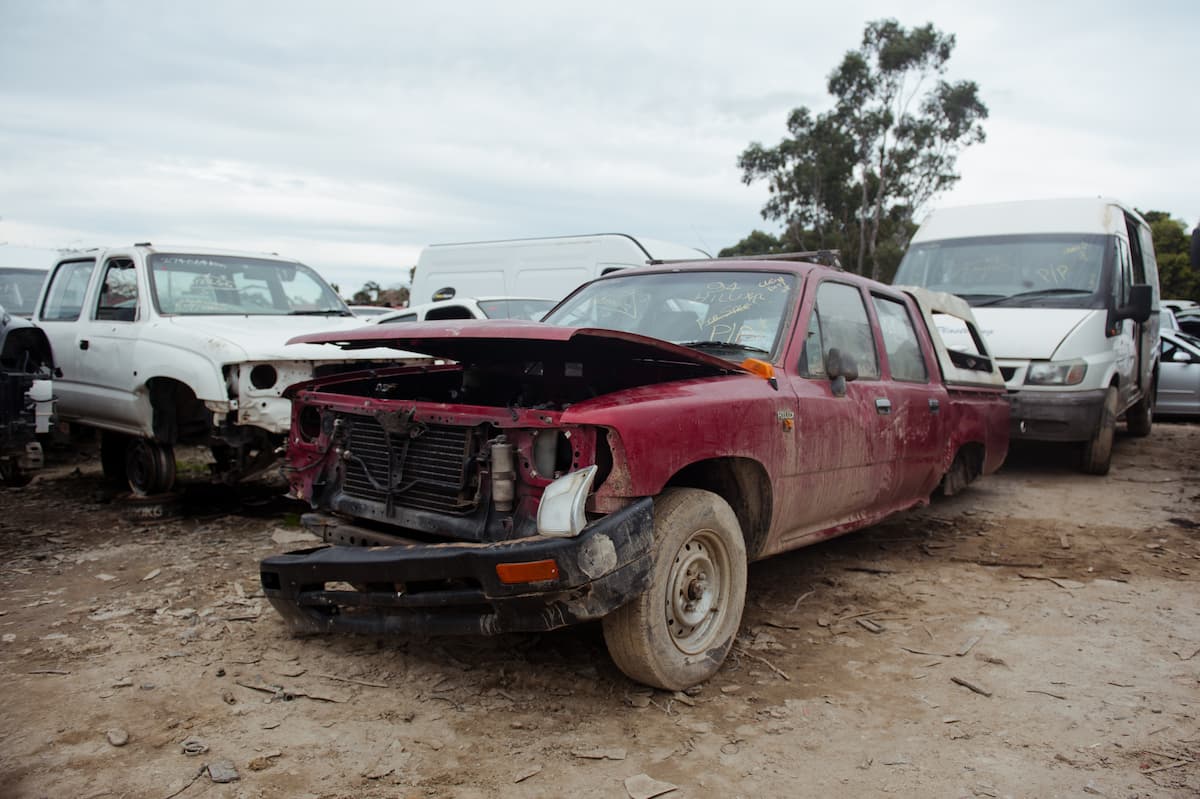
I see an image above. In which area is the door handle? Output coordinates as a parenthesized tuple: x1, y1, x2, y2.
(928, 398, 940, 414)
(79, 339, 89, 351)
(875, 397, 892, 415)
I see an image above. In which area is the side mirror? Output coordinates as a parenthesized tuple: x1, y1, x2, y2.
(826, 348, 859, 381)
(1119, 284, 1153, 324)
(826, 348, 859, 397)
(1172, 349, 1194, 364)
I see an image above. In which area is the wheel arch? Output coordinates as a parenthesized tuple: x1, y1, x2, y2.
(664, 457, 772, 560)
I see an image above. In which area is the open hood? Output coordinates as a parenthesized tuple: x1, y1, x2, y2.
(288, 319, 751, 375)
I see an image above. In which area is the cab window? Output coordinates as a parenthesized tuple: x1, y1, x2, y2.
(41, 260, 95, 322)
(871, 295, 928, 382)
(800, 281, 879, 379)
(95, 259, 139, 322)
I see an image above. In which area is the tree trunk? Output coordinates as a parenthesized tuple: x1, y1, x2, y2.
(857, 172, 869, 275)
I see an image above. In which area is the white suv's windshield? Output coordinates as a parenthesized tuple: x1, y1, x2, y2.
(894, 234, 1110, 309)
(148, 254, 349, 316)
(543, 270, 797, 361)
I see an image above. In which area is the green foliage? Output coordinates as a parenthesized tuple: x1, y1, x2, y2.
(1138, 210, 1199, 301)
(718, 230, 785, 257)
(351, 279, 410, 308)
(738, 18, 987, 279)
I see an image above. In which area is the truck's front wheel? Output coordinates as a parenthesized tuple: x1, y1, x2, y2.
(602, 488, 747, 690)
(126, 439, 176, 496)
(1080, 385, 1118, 475)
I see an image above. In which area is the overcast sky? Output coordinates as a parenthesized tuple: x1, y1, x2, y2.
(1, 0, 1196, 291)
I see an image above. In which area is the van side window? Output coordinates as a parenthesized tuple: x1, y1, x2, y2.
(800, 282, 879, 379)
(378, 313, 418, 324)
(871, 295, 928, 382)
(1112, 238, 1132, 308)
(95, 259, 138, 322)
(425, 305, 474, 321)
(1124, 214, 1147, 284)
(41, 260, 95, 322)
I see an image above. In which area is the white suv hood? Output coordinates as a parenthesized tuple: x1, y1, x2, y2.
(163, 315, 408, 361)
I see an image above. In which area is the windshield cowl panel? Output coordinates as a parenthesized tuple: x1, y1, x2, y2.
(148, 253, 347, 317)
(542, 270, 799, 364)
(894, 233, 1111, 311)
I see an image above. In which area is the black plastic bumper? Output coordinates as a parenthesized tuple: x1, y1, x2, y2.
(1007, 388, 1107, 442)
(260, 497, 654, 636)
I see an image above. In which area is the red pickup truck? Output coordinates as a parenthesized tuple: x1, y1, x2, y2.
(261, 259, 1008, 689)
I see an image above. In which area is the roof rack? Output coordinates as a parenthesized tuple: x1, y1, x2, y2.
(648, 249, 842, 269)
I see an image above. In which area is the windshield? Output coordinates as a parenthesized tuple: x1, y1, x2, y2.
(543, 270, 797, 362)
(477, 298, 556, 320)
(148, 254, 347, 316)
(894, 234, 1110, 309)
(0, 268, 48, 316)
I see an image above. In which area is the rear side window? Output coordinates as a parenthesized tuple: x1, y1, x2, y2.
(378, 313, 418, 324)
(41, 260, 95, 321)
(872, 296, 928, 382)
(425, 305, 475, 321)
(801, 281, 879, 379)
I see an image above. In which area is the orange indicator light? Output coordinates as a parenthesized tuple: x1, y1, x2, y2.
(496, 559, 560, 585)
(740, 358, 776, 381)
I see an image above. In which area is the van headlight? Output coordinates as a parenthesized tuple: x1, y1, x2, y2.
(536, 465, 598, 538)
(1025, 359, 1087, 386)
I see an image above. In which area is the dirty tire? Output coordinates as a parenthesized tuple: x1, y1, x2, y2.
(602, 488, 747, 691)
(1125, 384, 1153, 437)
(1081, 385, 1118, 475)
(125, 439, 176, 496)
(101, 432, 131, 484)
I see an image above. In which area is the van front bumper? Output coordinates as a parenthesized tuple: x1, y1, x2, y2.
(1006, 388, 1107, 442)
(259, 498, 653, 637)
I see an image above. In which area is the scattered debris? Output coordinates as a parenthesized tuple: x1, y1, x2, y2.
(572, 748, 626, 761)
(951, 676, 993, 697)
(956, 636, 982, 657)
(318, 672, 389, 688)
(27, 669, 70, 675)
(856, 618, 885, 634)
(733, 647, 791, 681)
(206, 760, 239, 783)
(247, 751, 281, 771)
(142, 568, 162, 581)
(623, 773, 678, 799)
(1018, 573, 1086, 590)
(181, 738, 208, 756)
(513, 765, 543, 784)
(844, 565, 897, 575)
(105, 728, 129, 747)
(1026, 689, 1067, 700)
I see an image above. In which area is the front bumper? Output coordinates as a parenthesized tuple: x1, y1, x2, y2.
(260, 497, 654, 636)
(1006, 388, 1107, 442)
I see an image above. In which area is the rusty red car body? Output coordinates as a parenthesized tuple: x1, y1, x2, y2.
(261, 260, 1008, 689)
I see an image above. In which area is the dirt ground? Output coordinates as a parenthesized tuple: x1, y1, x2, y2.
(1, 423, 1198, 799)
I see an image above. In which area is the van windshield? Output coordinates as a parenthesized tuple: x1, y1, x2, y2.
(894, 234, 1110, 309)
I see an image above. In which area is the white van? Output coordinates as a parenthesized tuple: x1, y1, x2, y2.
(893, 198, 1159, 475)
(409, 234, 709, 305)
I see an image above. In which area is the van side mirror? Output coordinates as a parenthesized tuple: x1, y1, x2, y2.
(826, 348, 859, 397)
(1119, 284, 1153, 324)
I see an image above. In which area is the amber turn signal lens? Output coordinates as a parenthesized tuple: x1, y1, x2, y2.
(496, 559, 560, 585)
(740, 357, 776, 381)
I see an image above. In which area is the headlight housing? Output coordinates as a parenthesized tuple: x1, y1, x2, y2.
(1024, 359, 1087, 386)
(536, 465, 598, 538)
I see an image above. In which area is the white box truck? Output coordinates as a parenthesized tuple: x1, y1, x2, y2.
(893, 198, 1159, 475)
(409, 234, 709, 305)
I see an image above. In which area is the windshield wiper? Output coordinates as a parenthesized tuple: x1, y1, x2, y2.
(677, 340, 771, 355)
(288, 309, 354, 316)
(974, 288, 1093, 307)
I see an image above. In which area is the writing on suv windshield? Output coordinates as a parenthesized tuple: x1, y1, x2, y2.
(543, 271, 796, 362)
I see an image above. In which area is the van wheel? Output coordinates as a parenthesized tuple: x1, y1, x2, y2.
(126, 439, 176, 496)
(1081, 386, 1118, 475)
(1125, 384, 1153, 437)
(101, 432, 131, 484)
(602, 488, 747, 690)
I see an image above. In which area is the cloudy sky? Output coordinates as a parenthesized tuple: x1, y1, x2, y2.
(1, 0, 1196, 292)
